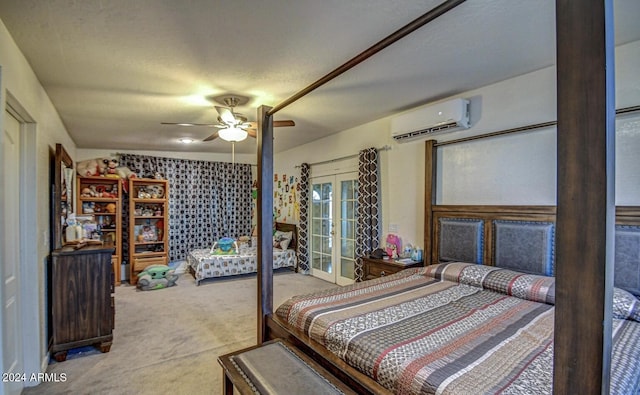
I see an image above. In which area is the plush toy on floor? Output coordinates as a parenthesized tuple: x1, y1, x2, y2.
(136, 264, 178, 291)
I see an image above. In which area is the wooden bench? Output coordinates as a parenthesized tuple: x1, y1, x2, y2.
(218, 339, 357, 395)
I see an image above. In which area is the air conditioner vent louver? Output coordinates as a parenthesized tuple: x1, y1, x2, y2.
(391, 98, 470, 143)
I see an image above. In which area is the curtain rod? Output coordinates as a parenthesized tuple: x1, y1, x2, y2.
(295, 145, 391, 168)
(267, 0, 466, 116)
(434, 104, 640, 147)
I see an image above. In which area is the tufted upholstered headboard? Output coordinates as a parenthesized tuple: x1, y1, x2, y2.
(424, 140, 640, 295)
(430, 206, 640, 293)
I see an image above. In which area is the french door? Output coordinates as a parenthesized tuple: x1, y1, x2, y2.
(310, 173, 357, 285)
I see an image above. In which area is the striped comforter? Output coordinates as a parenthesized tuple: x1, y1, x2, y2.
(275, 262, 640, 394)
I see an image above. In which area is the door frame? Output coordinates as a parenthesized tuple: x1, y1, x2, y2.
(309, 172, 358, 285)
(1, 92, 42, 393)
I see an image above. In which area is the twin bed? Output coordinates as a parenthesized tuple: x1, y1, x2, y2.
(187, 223, 297, 285)
(263, 141, 640, 394)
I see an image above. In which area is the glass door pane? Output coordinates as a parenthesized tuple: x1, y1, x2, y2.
(337, 176, 357, 286)
(310, 177, 334, 283)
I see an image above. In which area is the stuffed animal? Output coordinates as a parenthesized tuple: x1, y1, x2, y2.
(115, 166, 136, 180)
(103, 158, 119, 178)
(136, 264, 178, 291)
(115, 166, 136, 193)
(385, 234, 402, 259)
(76, 158, 108, 177)
(76, 159, 100, 177)
(82, 201, 95, 214)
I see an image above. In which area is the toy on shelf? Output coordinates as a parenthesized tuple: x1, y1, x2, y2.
(103, 158, 119, 178)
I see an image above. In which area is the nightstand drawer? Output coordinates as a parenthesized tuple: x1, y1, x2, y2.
(362, 256, 423, 280)
(367, 262, 394, 278)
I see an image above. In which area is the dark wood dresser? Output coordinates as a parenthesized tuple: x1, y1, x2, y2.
(362, 256, 423, 280)
(49, 244, 115, 361)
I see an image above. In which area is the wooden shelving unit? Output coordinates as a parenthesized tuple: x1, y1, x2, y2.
(128, 178, 169, 284)
(77, 176, 123, 285)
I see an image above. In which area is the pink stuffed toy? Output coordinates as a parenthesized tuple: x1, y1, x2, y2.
(385, 234, 402, 259)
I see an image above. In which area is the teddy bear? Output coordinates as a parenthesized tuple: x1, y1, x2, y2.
(76, 158, 108, 177)
(136, 264, 178, 291)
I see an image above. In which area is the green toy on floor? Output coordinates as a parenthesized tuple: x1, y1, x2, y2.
(137, 264, 178, 291)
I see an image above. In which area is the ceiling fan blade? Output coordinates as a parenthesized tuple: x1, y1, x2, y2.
(246, 120, 295, 128)
(275, 120, 295, 127)
(215, 106, 236, 124)
(246, 129, 257, 138)
(161, 122, 222, 127)
(203, 132, 219, 142)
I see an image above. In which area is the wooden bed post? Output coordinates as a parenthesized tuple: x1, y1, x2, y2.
(257, 105, 274, 344)
(554, 0, 615, 393)
(424, 140, 436, 264)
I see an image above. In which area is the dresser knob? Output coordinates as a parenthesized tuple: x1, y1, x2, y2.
(380, 271, 386, 276)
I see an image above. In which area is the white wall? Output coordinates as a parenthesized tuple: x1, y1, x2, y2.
(0, 18, 77, 379)
(274, 39, 640, 251)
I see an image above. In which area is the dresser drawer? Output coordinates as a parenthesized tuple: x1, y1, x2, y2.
(133, 255, 167, 271)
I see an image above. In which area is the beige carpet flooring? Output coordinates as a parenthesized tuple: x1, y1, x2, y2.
(24, 270, 337, 395)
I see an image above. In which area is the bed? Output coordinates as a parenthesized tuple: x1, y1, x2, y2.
(187, 222, 297, 285)
(263, 138, 640, 394)
(275, 263, 640, 394)
(253, 3, 624, 393)
(269, 212, 640, 394)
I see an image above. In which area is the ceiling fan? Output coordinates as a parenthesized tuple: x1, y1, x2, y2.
(161, 95, 295, 142)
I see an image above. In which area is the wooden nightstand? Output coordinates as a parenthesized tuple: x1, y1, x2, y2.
(362, 256, 423, 280)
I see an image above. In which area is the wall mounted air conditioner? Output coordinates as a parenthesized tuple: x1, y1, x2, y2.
(391, 98, 470, 142)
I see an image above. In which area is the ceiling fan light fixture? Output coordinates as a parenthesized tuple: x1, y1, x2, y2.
(218, 127, 248, 142)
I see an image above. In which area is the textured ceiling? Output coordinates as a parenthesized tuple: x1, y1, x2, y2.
(0, 0, 639, 154)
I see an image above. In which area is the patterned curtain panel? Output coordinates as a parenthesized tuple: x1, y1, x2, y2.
(297, 163, 311, 273)
(355, 148, 381, 282)
(119, 154, 252, 262)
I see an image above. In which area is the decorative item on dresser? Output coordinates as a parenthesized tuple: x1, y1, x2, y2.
(129, 178, 169, 284)
(361, 256, 423, 280)
(49, 245, 115, 362)
(76, 176, 123, 285)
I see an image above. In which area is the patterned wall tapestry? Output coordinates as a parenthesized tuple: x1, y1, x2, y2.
(119, 154, 252, 262)
(355, 148, 381, 281)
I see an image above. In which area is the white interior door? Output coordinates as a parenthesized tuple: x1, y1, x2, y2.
(2, 110, 23, 395)
(309, 173, 357, 285)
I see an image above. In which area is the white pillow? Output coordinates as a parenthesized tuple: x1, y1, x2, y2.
(273, 230, 293, 250)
